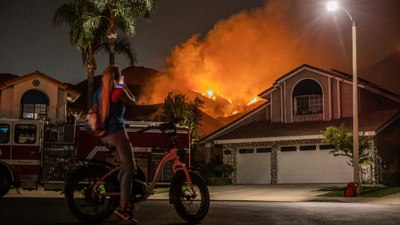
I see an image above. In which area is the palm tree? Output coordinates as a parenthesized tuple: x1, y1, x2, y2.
(82, 0, 155, 65)
(53, 0, 136, 108)
(81, 35, 136, 107)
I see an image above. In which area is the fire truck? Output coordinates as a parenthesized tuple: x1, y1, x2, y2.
(0, 118, 190, 197)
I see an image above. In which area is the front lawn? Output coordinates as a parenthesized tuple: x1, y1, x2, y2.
(319, 186, 400, 197)
(154, 187, 169, 194)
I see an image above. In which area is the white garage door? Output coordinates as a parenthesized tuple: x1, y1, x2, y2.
(237, 148, 271, 184)
(278, 147, 353, 183)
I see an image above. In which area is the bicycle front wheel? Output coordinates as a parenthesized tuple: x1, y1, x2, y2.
(64, 164, 119, 223)
(170, 171, 210, 223)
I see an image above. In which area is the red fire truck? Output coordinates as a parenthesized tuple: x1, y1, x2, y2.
(0, 119, 190, 197)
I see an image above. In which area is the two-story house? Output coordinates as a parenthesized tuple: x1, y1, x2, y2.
(0, 71, 80, 122)
(201, 64, 400, 185)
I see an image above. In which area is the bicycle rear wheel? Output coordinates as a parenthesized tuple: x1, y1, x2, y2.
(64, 164, 119, 223)
(170, 171, 210, 223)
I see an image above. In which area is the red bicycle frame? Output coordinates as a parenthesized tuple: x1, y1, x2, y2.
(93, 144, 197, 199)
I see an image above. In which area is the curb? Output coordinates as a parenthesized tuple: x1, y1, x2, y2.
(4, 185, 400, 206)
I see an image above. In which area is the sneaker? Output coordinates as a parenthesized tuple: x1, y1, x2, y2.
(114, 207, 138, 224)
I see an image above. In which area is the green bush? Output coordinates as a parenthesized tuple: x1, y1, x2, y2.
(199, 163, 234, 186)
(215, 164, 234, 178)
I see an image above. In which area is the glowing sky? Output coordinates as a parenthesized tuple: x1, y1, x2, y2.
(0, 0, 264, 83)
(0, 0, 398, 87)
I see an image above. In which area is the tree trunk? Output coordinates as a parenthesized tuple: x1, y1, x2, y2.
(108, 37, 116, 65)
(86, 48, 96, 110)
(107, 13, 117, 65)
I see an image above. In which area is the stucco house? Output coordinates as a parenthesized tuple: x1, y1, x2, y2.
(0, 71, 80, 123)
(201, 64, 400, 185)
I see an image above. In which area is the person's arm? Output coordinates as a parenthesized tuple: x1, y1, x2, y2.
(119, 85, 136, 105)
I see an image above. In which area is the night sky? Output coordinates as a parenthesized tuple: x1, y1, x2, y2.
(0, 0, 264, 84)
(0, 0, 399, 88)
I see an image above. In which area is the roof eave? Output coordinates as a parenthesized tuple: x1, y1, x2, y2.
(215, 131, 376, 145)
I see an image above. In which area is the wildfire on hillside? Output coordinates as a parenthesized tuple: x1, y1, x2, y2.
(204, 89, 216, 100)
(247, 97, 260, 106)
(139, 1, 369, 118)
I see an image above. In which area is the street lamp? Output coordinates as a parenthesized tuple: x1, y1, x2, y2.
(327, 1, 360, 185)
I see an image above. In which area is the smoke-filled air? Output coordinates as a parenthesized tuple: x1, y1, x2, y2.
(139, 0, 399, 118)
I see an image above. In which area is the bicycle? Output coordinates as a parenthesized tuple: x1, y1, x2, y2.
(64, 122, 210, 224)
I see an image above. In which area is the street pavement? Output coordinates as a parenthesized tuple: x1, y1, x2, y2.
(4, 183, 400, 205)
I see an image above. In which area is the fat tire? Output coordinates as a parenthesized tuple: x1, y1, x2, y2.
(170, 171, 210, 223)
(64, 164, 119, 224)
(0, 171, 11, 197)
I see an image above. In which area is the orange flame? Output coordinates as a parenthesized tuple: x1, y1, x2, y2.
(206, 89, 214, 98)
(140, 1, 363, 118)
(247, 97, 259, 106)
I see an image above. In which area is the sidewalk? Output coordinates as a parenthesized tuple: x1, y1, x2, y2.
(204, 184, 400, 205)
(4, 184, 400, 205)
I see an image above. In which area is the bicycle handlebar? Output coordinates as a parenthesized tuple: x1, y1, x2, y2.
(137, 122, 178, 136)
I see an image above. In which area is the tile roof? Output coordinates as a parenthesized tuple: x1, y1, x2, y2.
(0, 71, 80, 101)
(0, 73, 18, 84)
(215, 110, 399, 141)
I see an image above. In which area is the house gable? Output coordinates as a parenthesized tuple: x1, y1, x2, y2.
(201, 64, 400, 144)
(0, 71, 80, 123)
(260, 65, 336, 123)
(258, 64, 400, 124)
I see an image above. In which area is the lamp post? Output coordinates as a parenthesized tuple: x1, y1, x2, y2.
(327, 1, 360, 184)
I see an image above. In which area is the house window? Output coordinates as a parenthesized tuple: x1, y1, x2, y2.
(294, 95, 323, 115)
(256, 147, 272, 153)
(239, 148, 254, 154)
(0, 124, 10, 143)
(320, 144, 335, 151)
(280, 146, 297, 152)
(292, 79, 323, 115)
(20, 90, 49, 119)
(300, 145, 317, 151)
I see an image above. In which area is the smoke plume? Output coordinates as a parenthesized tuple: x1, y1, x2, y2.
(140, 0, 399, 118)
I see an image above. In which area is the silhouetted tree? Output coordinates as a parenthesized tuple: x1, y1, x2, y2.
(322, 124, 373, 167)
(77, 0, 155, 65)
(162, 92, 204, 144)
(53, 0, 136, 108)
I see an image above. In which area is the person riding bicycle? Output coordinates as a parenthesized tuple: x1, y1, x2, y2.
(94, 65, 137, 224)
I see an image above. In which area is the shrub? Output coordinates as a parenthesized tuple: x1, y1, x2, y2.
(215, 164, 234, 178)
(199, 163, 234, 185)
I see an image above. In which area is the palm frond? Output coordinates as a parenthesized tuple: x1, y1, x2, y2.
(114, 35, 136, 65)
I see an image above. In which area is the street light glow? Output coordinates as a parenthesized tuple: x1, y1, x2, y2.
(326, 1, 360, 187)
(327, 1, 338, 11)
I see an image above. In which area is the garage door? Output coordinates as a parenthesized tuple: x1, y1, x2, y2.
(237, 148, 271, 184)
(277, 146, 353, 183)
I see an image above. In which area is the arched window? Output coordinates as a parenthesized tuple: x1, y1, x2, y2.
(20, 90, 49, 119)
(292, 79, 323, 115)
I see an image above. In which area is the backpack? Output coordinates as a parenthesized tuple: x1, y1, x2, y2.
(85, 104, 106, 137)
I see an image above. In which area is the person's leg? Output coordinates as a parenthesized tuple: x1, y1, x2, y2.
(115, 130, 135, 209)
(102, 129, 136, 209)
(102, 129, 137, 224)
